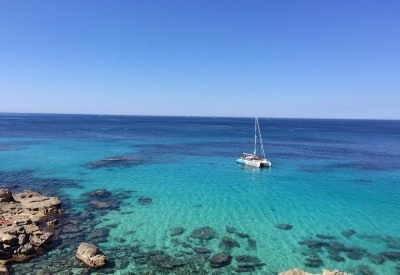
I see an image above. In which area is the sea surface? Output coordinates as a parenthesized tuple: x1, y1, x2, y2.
(1, 114, 400, 274)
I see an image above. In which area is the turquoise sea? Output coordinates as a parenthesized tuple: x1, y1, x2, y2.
(1, 114, 400, 274)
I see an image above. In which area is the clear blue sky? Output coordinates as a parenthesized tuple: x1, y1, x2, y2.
(1, 1, 399, 119)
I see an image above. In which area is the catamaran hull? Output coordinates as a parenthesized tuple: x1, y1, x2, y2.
(236, 158, 271, 168)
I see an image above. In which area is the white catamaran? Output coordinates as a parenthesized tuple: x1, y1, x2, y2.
(237, 117, 271, 168)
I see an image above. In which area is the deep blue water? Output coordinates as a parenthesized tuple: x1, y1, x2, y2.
(1, 114, 400, 274)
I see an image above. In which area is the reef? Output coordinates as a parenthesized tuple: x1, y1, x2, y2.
(85, 155, 146, 169)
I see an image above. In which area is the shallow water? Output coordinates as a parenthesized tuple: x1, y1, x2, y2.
(1, 114, 400, 274)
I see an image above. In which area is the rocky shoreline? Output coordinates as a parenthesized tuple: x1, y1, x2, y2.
(0, 189, 62, 274)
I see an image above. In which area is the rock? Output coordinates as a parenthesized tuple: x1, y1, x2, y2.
(304, 257, 323, 268)
(190, 226, 216, 240)
(18, 234, 28, 245)
(298, 238, 328, 249)
(342, 229, 356, 238)
(114, 237, 126, 243)
(193, 247, 212, 254)
(88, 228, 110, 241)
(170, 227, 185, 237)
(0, 189, 62, 265)
(76, 242, 108, 268)
(327, 242, 347, 254)
(367, 254, 385, 265)
(279, 269, 350, 275)
(0, 250, 12, 260)
(0, 264, 9, 275)
(322, 270, 350, 275)
(40, 232, 53, 245)
(89, 200, 111, 209)
(46, 219, 59, 227)
(356, 265, 376, 275)
(279, 269, 312, 275)
(148, 253, 187, 270)
(346, 247, 366, 260)
(29, 232, 52, 247)
(219, 236, 240, 250)
(209, 253, 232, 268)
(226, 226, 237, 234)
(236, 232, 250, 238)
(89, 189, 111, 198)
(247, 238, 257, 250)
(275, 223, 293, 230)
(20, 243, 35, 255)
(0, 189, 14, 203)
(235, 255, 262, 263)
(328, 253, 346, 262)
(381, 251, 400, 261)
(138, 197, 152, 205)
(0, 234, 18, 246)
(316, 234, 336, 240)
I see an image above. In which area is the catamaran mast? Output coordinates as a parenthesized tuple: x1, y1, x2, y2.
(254, 117, 257, 155)
(257, 118, 266, 158)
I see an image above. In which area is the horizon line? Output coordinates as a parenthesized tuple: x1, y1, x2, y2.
(0, 111, 399, 121)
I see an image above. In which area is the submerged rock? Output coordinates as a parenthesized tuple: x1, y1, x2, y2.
(76, 242, 108, 268)
(170, 227, 185, 237)
(89, 189, 111, 199)
(226, 226, 237, 234)
(356, 265, 376, 275)
(381, 251, 400, 261)
(279, 269, 350, 275)
(235, 255, 262, 263)
(275, 224, 293, 230)
(346, 247, 367, 260)
(316, 234, 336, 240)
(342, 229, 357, 238)
(209, 253, 232, 268)
(247, 238, 257, 250)
(138, 197, 153, 205)
(89, 200, 112, 209)
(190, 226, 216, 240)
(86, 155, 145, 169)
(328, 253, 346, 262)
(88, 227, 110, 242)
(367, 254, 386, 265)
(236, 232, 250, 238)
(298, 239, 329, 249)
(193, 247, 212, 254)
(304, 257, 323, 268)
(219, 236, 240, 250)
(148, 253, 187, 270)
